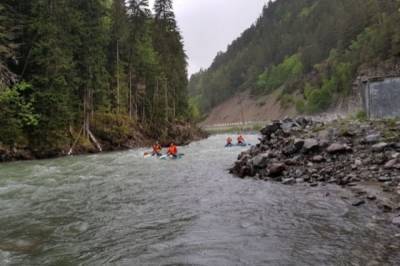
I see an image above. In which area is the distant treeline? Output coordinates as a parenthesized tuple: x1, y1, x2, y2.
(0, 0, 189, 151)
(188, 0, 400, 115)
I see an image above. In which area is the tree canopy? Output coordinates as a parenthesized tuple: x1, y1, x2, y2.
(0, 0, 189, 152)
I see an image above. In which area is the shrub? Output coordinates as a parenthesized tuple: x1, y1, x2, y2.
(355, 110, 367, 121)
(257, 54, 304, 93)
(296, 99, 306, 113)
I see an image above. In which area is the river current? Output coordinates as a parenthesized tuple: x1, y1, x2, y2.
(1, 134, 400, 265)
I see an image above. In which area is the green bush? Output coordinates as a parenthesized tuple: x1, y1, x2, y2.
(296, 99, 306, 113)
(279, 93, 295, 109)
(0, 82, 39, 147)
(188, 96, 202, 121)
(355, 110, 367, 121)
(305, 86, 332, 113)
(92, 113, 136, 145)
(257, 54, 304, 93)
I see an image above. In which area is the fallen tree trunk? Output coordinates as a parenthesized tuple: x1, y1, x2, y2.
(68, 127, 83, 156)
(86, 128, 102, 152)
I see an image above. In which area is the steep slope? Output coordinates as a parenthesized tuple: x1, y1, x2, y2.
(189, 0, 400, 119)
(199, 90, 296, 126)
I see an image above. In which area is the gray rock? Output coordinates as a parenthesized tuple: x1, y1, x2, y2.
(395, 143, 400, 151)
(384, 159, 398, 169)
(378, 176, 392, 182)
(378, 201, 394, 212)
(282, 178, 296, 185)
(372, 142, 388, 152)
(302, 138, 319, 152)
(347, 182, 358, 187)
(364, 133, 381, 144)
(261, 122, 281, 136)
(295, 117, 309, 127)
(294, 169, 303, 178)
(283, 144, 301, 156)
(392, 216, 400, 227)
(311, 155, 325, 163)
(328, 177, 337, 184)
(268, 163, 286, 177)
(352, 200, 366, 207)
(355, 159, 363, 166)
(367, 195, 377, 201)
(281, 120, 300, 133)
(326, 143, 352, 154)
(294, 138, 305, 150)
(251, 153, 270, 168)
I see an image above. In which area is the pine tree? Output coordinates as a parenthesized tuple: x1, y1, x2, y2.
(16, 0, 78, 151)
(153, 0, 188, 121)
(75, 0, 109, 149)
(127, 0, 152, 119)
(0, 1, 17, 88)
(109, 0, 129, 113)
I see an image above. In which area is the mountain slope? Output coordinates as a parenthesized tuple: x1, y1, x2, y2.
(188, 0, 400, 118)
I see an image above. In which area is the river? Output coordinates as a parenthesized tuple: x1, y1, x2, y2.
(1, 134, 400, 265)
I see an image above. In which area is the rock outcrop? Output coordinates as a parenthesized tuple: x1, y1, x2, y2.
(230, 117, 400, 217)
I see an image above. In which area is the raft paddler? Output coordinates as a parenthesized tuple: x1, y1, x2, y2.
(237, 135, 245, 145)
(152, 141, 162, 156)
(167, 142, 178, 158)
(226, 136, 233, 147)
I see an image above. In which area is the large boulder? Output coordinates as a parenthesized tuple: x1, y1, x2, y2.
(281, 118, 299, 133)
(261, 121, 281, 137)
(250, 153, 271, 168)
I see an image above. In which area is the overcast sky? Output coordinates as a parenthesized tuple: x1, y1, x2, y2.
(149, 0, 267, 76)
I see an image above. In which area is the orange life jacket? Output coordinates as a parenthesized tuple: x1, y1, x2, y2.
(168, 145, 177, 155)
(153, 144, 161, 153)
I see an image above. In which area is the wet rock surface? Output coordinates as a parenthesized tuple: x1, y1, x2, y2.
(230, 117, 400, 219)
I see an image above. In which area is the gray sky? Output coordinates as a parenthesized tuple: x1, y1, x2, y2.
(149, 0, 267, 76)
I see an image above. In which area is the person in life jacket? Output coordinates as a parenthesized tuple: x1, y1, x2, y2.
(167, 142, 178, 158)
(152, 141, 162, 156)
(237, 135, 245, 145)
(226, 136, 233, 147)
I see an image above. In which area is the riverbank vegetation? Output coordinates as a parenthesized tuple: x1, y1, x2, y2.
(0, 0, 198, 160)
(188, 0, 400, 115)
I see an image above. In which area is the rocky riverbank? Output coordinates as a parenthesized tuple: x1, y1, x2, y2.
(0, 120, 207, 163)
(230, 117, 400, 227)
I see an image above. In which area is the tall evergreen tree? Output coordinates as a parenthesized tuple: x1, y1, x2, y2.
(153, 0, 188, 121)
(109, 0, 129, 113)
(0, 1, 17, 88)
(18, 0, 77, 150)
(75, 0, 109, 146)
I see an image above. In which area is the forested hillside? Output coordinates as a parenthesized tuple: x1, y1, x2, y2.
(188, 0, 400, 116)
(0, 0, 192, 158)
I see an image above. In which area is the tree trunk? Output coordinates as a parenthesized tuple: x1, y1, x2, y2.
(164, 80, 168, 123)
(128, 66, 132, 118)
(116, 39, 120, 113)
(83, 86, 88, 137)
